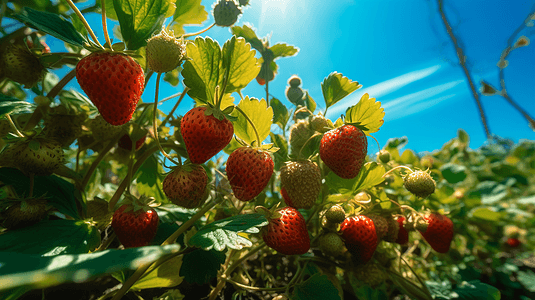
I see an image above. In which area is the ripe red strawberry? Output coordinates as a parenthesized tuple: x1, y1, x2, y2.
(118, 133, 147, 151)
(226, 147, 274, 201)
(394, 216, 409, 245)
(76, 52, 145, 126)
(418, 213, 453, 253)
(280, 160, 321, 209)
(12, 137, 63, 176)
(111, 196, 159, 248)
(382, 215, 400, 243)
(162, 164, 208, 208)
(506, 237, 521, 248)
(320, 124, 367, 179)
(256, 76, 265, 85)
(262, 207, 310, 255)
(339, 215, 378, 264)
(180, 106, 234, 164)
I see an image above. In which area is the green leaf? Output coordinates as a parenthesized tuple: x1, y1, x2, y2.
(221, 36, 261, 93)
(155, 204, 198, 224)
(292, 273, 342, 300)
(270, 43, 299, 58)
(0, 95, 35, 117)
(113, 0, 175, 50)
(458, 129, 470, 145)
(232, 97, 273, 146)
(0, 244, 181, 292)
(13, 7, 87, 47)
(188, 213, 268, 251)
(304, 92, 317, 113)
(399, 149, 418, 165)
(321, 72, 362, 110)
(270, 133, 289, 170)
(179, 249, 226, 284)
(0, 219, 100, 256)
(171, 0, 208, 35)
(132, 255, 183, 290)
(345, 93, 385, 135)
(471, 207, 503, 222)
(440, 163, 468, 184)
(517, 270, 535, 292)
(467, 181, 507, 205)
(270, 97, 289, 130)
(0, 168, 82, 219)
(135, 153, 164, 187)
(231, 24, 264, 51)
(325, 162, 385, 194)
(453, 280, 501, 300)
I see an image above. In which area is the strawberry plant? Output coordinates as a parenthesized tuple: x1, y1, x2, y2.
(0, 1, 533, 300)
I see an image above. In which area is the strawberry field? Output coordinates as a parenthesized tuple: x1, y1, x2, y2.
(0, 1, 534, 300)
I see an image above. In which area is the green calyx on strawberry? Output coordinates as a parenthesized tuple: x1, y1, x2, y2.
(1, 43, 46, 88)
(418, 212, 454, 253)
(146, 29, 187, 74)
(1, 197, 49, 229)
(319, 232, 346, 257)
(213, 0, 242, 27)
(280, 160, 321, 209)
(340, 215, 378, 264)
(163, 163, 208, 209)
(12, 136, 64, 176)
(76, 51, 145, 126)
(111, 194, 159, 248)
(320, 124, 368, 179)
(180, 106, 234, 164)
(226, 146, 274, 201)
(260, 206, 310, 255)
(403, 169, 436, 198)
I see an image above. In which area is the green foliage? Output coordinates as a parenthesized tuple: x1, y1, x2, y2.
(232, 96, 273, 145)
(325, 162, 385, 194)
(113, 0, 175, 50)
(0, 95, 35, 117)
(321, 72, 362, 111)
(292, 273, 341, 300)
(188, 213, 268, 251)
(345, 93, 385, 135)
(270, 97, 289, 130)
(171, 0, 208, 35)
(179, 249, 226, 284)
(131, 255, 183, 290)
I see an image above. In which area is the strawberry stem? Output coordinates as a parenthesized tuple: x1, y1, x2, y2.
(234, 106, 261, 146)
(153, 73, 181, 166)
(181, 23, 216, 38)
(382, 165, 413, 178)
(160, 88, 190, 127)
(100, 0, 113, 50)
(47, 68, 76, 99)
(65, 0, 104, 49)
(297, 132, 322, 160)
(5, 114, 24, 138)
(80, 133, 122, 191)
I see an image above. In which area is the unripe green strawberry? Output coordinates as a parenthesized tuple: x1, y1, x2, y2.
(1, 197, 48, 229)
(286, 86, 305, 105)
(43, 110, 85, 147)
(309, 113, 334, 133)
(0, 143, 17, 168)
(89, 115, 126, 141)
(111, 195, 159, 248)
(146, 29, 187, 73)
(320, 125, 368, 179)
(383, 215, 400, 243)
(162, 164, 208, 209)
(319, 232, 345, 257)
(403, 170, 436, 198)
(2, 43, 45, 88)
(288, 75, 302, 87)
(12, 137, 63, 176)
(367, 214, 388, 240)
(354, 263, 386, 287)
(0, 119, 13, 138)
(377, 150, 390, 163)
(289, 120, 313, 155)
(262, 207, 310, 255)
(213, 0, 242, 27)
(324, 205, 346, 224)
(226, 147, 274, 201)
(280, 160, 321, 209)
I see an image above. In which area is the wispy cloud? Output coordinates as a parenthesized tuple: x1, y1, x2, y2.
(326, 64, 442, 118)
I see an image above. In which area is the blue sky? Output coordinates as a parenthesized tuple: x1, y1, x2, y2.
(6, 0, 535, 155)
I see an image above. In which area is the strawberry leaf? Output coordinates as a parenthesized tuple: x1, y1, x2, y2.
(113, 0, 175, 50)
(270, 97, 289, 130)
(304, 92, 317, 113)
(0, 219, 100, 255)
(345, 93, 385, 136)
(321, 72, 362, 111)
(171, 0, 208, 35)
(0, 95, 35, 117)
(232, 97, 273, 146)
(0, 244, 181, 291)
(188, 213, 268, 251)
(179, 249, 226, 284)
(270, 43, 299, 58)
(324, 162, 385, 194)
(131, 255, 183, 290)
(292, 273, 342, 300)
(13, 8, 87, 47)
(231, 24, 264, 51)
(221, 36, 261, 93)
(270, 133, 289, 170)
